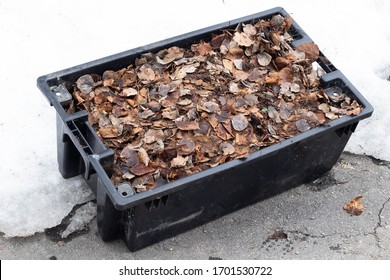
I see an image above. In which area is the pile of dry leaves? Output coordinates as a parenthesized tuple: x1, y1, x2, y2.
(69, 14, 362, 192)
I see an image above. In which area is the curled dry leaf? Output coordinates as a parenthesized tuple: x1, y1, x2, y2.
(76, 74, 95, 94)
(343, 195, 364, 216)
(257, 52, 272, 66)
(171, 156, 189, 168)
(137, 66, 155, 81)
(219, 142, 235, 155)
(243, 24, 257, 36)
(296, 42, 320, 62)
(233, 32, 254, 47)
(121, 87, 138, 97)
(130, 164, 155, 176)
(175, 120, 200, 131)
(295, 119, 311, 132)
(198, 42, 213, 56)
(156, 46, 184, 64)
(99, 125, 120, 139)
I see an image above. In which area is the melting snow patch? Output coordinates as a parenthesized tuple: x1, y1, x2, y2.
(375, 65, 390, 81)
(61, 202, 97, 239)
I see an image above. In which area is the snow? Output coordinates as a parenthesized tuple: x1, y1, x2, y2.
(0, 0, 389, 237)
(61, 202, 96, 239)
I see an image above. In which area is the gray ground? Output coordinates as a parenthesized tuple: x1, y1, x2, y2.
(1, 152, 389, 260)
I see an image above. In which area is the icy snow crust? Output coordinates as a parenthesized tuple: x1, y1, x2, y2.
(61, 202, 97, 239)
(1, 0, 389, 237)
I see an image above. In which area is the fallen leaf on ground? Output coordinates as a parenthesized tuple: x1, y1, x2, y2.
(343, 195, 364, 216)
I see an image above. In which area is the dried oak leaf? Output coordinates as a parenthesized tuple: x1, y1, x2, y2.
(343, 195, 364, 216)
(296, 43, 320, 62)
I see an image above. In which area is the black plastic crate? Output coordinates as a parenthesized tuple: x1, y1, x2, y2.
(37, 7, 373, 251)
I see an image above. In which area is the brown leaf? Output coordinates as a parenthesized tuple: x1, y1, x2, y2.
(234, 70, 249, 81)
(210, 33, 226, 49)
(120, 145, 138, 158)
(99, 125, 120, 139)
(162, 109, 178, 120)
(138, 109, 154, 119)
(178, 138, 196, 155)
(129, 163, 155, 176)
(248, 68, 263, 82)
(156, 46, 184, 64)
(265, 71, 279, 84)
(278, 67, 294, 84)
(296, 43, 320, 62)
(120, 146, 139, 167)
(198, 42, 213, 56)
(137, 66, 156, 81)
(343, 195, 364, 216)
(175, 120, 200, 131)
(216, 123, 233, 140)
(243, 23, 257, 36)
(137, 148, 150, 166)
(223, 59, 235, 73)
(274, 56, 289, 70)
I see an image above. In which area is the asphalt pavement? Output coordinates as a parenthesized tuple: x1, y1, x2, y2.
(1, 152, 389, 260)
